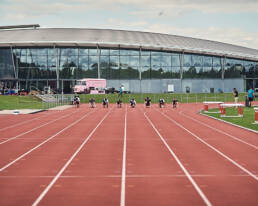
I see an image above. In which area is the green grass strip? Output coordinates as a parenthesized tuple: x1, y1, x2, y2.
(201, 107, 258, 131)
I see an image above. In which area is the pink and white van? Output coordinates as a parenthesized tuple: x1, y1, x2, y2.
(74, 78, 106, 94)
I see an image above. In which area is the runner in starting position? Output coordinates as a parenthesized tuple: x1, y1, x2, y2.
(89, 98, 96, 108)
(73, 95, 80, 108)
(172, 98, 178, 108)
(159, 98, 165, 108)
(145, 97, 151, 108)
(103, 97, 109, 108)
(117, 99, 122, 108)
(130, 98, 136, 108)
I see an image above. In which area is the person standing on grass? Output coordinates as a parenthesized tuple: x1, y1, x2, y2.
(118, 85, 123, 97)
(103, 97, 109, 108)
(248, 87, 255, 107)
(233, 88, 239, 104)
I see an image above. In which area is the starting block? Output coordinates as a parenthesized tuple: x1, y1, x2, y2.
(203, 101, 224, 113)
(254, 108, 258, 124)
(219, 103, 244, 117)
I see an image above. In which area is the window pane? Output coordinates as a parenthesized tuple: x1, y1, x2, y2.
(100, 49, 109, 55)
(244, 61, 256, 78)
(141, 66, 150, 79)
(0, 48, 15, 79)
(141, 56, 150, 67)
(110, 49, 119, 55)
(120, 66, 139, 79)
(38, 48, 48, 55)
(141, 51, 150, 56)
(89, 49, 98, 55)
(172, 67, 180, 78)
(151, 65, 162, 78)
(160, 66, 172, 78)
(110, 56, 119, 79)
(224, 58, 242, 78)
(203, 56, 212, 67)
(192, 55, 202, 67)
(48, 56, 56, 67)
(161, 56, 171, 66)
(100, 56, 109, 79)
(183, 54, 191, 67)
(151, 55, 161, 67)
(172, 55, 180, 66)
(79, 48, 88, 55)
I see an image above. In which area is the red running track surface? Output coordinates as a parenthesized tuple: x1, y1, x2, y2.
(0, 103, 257, 206)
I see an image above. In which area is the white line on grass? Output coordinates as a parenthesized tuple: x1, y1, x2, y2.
(32, 108, 112, 206)
(178, 111, 258, 150)
(159, 111, 258, 181)
(0, 110, 96, 172)
(0, 110, 79, 145)
(200, 112, 258, 134)
(120, 105, 127, 206)
(144, 112, 212, 206)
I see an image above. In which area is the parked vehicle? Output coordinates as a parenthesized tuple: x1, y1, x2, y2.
(74, 79, 106, 94)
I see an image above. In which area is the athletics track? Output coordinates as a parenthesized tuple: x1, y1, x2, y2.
(0, 103, 257, 206)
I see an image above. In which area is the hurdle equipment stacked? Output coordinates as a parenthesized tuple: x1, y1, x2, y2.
(219, 103, 244, 117)
(254, 108, 258, 124)
(203, 101, 224, 113)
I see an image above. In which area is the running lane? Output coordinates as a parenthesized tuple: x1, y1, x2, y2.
(125, 105, 207, 206)
(0, 105, 91, 168)
(0, 107, 78, 140)
(33, 106, 125, 206)
(162, 106, 258, 173)
(0, 106, 109, 206)
(146, 108, 258, 205)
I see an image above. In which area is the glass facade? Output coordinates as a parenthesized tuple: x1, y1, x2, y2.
(0, 47, 258, 85)
(183, 54, 222, 78)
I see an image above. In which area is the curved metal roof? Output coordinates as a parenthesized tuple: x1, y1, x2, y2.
(0, 28, 257, 61)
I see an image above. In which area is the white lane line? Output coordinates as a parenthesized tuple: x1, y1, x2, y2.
(0, 110, 59, 132)
(0, 110, 96, 172)
(159, 111, 258, 181)
(178, 111, 258, 150)
(0, 110, 79, 145)
(32, 108, 112, 206)
(120, 105, 127, 206)
(144, 112, 212, 206)
(0, 174, 255, 179)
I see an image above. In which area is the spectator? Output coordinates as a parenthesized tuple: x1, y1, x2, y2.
(233, 88, 239, 104)
(247, 87, 255, 107)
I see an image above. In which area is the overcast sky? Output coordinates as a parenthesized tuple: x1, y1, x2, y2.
(1, 0, 258, 49)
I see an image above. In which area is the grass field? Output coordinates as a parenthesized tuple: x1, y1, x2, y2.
(0, 92, 249, 110)
(201, 107, 258, 131)
(0, 95, 42, 110)
(78, 92, 248, 104)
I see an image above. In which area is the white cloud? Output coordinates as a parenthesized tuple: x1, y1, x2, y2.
(1, 0, 257, 49)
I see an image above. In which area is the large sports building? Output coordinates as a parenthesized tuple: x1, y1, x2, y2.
(0, 25, 258, 93)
